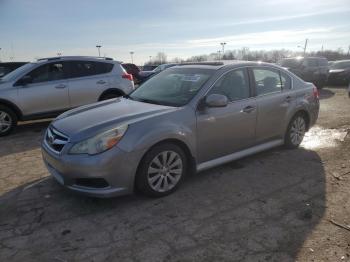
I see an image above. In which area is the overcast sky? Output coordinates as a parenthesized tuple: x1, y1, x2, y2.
(1, 0, 350, 64)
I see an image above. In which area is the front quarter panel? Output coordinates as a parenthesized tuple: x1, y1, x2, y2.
(117, 106, 197, 159)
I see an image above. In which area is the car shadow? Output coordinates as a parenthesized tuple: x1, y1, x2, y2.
(0, 147, 325, 261)
(0, 120, 51, 157)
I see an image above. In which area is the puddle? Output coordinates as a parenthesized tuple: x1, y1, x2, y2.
(301, 126, 348, 149)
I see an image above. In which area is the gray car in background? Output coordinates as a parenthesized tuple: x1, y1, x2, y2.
(0, 56, 134, 136)
(41, 61, 319, 198)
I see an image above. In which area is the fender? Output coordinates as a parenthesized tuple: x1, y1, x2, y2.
(0, 98, 23, 119)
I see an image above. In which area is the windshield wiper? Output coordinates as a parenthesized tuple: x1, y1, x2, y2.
(136, 98, 164, 105)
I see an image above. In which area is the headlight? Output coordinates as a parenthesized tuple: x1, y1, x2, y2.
(69, 125, 128, 155)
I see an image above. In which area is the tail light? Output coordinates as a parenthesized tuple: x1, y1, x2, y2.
(312, 84, 319, 99)
(122, 73, 133, 82)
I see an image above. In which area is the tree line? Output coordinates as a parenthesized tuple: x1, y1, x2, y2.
(145, 48, 350, 65)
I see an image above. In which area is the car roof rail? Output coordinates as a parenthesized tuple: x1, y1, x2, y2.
(36, 56, 115, 62)
(179, 62, 224, 66)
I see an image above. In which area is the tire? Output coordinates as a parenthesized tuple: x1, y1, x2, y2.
(284, 113, 307, 149)
(135, 143, 188, 197)
(100, 92, 122, 101)
(0, 105, 18, 137)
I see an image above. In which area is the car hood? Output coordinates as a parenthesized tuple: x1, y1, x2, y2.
(52, 98, 177, 142)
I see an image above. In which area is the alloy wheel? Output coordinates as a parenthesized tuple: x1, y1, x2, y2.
(147, 150, 183, 193)
(290, 116, 306, 146)
(0, 111, 12, 134)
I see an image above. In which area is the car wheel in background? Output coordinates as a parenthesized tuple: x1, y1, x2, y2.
(136, 143, 188, 197)
(0, 105, 17, 137)
(285, 113, 307, 149)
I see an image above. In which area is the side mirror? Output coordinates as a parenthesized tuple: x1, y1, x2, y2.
(205, 94, 228, 108)
(17, 75, 32, 86)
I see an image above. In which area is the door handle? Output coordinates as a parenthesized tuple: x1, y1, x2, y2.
(241, 106, 255, 113)
(55, 84, 67, 89)
(96, 80, 106, 84)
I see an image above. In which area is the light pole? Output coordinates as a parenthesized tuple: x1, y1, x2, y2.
(303, 39, 308, 56)
(149, 56, 152, 61)
(130, 51, 134, 63)
(220, 42, 226, 58)
(217, 50, 221, 60)
(0, 48, 2, 62)
(96, 45, 102, 57)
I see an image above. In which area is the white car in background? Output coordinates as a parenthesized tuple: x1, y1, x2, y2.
(0, 56, 134, 136)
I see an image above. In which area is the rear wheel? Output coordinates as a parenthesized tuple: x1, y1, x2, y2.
(0, 105, 17, 137)
(285, 114, 307, 149)
(135, 143, 188, 197)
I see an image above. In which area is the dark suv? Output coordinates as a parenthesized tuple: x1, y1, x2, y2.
(0, 62, 28, 77)
(280, 57, 329, 88)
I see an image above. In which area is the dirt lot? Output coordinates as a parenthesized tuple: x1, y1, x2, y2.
(0, 87, 349, 262)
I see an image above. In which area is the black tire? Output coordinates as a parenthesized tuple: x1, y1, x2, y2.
(284, 113, 307, 149)
(100, 92, 122, 101)
(135, 143, 188, 197)
(0, 105, 18, 137)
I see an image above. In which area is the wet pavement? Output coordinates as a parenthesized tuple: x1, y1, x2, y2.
(0, 86, 350, 262)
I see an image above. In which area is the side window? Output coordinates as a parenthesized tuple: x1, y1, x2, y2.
(208, 69, 250, 101)
(70, 61, 113, 78)
(280, 71, 292, 89)
(253, 68, 282, 96)
(95, 62, 113, 74)
(26, 62, 66, 84)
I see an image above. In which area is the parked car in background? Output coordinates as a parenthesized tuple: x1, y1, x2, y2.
(122, 63, 141, 84)
(0, 56, 134, 136)
(141, 65, 158, 71)
(279, 57, 329, 88)
(327, 60, 350, 85)
(41, 61, 319, 198)
(0, 62, 28, 77)
(138, 63, 178, 84)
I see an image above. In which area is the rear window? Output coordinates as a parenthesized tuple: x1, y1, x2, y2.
(318, 59, 328, 66)
(280, 59, 302, 68)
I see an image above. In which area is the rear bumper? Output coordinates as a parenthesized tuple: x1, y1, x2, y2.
(41, 141, 145, 198)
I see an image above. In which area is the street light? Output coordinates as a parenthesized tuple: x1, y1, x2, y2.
(217, 50, 221, 60)
(96, 45, 102, 57)
(220, 42, 226, 58)
(130, 51, 134, 63)
(0, 48, 2, 62)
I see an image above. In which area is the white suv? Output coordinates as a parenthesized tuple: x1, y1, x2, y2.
(0, 56, 134, 136)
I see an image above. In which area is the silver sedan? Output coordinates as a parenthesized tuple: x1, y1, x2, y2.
(41, 62, 320, 198)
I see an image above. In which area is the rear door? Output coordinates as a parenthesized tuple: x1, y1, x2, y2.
(17, 62, 70, 116)
(196, 68, 257, 163)
(67, 60, 113, 108)
(250, 67, 295, 143)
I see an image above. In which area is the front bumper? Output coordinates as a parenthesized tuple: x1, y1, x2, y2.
(41, 141, 145, 198)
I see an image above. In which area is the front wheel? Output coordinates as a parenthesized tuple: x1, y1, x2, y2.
(135, 143, 188, 197)
(0, 105, 17, 137)
(285, 114, 307, 149)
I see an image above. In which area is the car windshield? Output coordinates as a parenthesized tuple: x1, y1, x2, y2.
(129, 68, 214, 107)
(330, 61, 350, 69)
(280, 59, 302, 68)
(0, 63, 34, 82)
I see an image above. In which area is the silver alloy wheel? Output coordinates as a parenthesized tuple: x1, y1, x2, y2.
(0, 111, 12, 133)
(290, 116, 306, 146)
(147, 150, 183, 193)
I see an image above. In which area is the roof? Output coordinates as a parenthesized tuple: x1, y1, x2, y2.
(175, 60, 279, 70)
(36, 56, 120, 63)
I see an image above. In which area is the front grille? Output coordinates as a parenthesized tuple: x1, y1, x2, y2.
(45, 126, 69, 153)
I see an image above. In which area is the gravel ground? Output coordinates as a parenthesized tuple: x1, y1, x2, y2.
(0, 86, 349, 262)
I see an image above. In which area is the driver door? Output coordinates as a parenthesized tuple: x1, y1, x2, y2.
(196, 68, 257, 163)
(17, 62, 70, 116)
